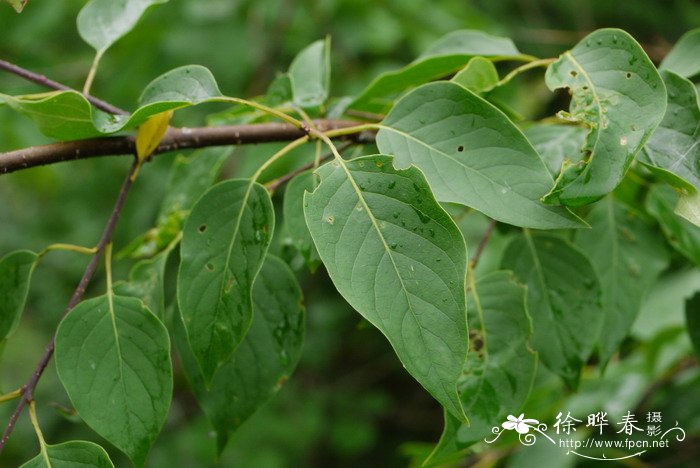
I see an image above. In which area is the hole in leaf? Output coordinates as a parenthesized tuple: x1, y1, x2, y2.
(569, 70, 578, 77)
(582, 85, 589, 90)
(457, 145, 464, 152)
(198, 224, 207, 233)
(205, 263, 215, 272)
(625, 72, 632, 79)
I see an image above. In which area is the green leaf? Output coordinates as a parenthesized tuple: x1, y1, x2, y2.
(177, 179, 274, 384)
(660, 28, 700, 79)
(645, 184, 700, 265)
(304, 154, 468, 420)
(501, 232, 604, 386)
(114, 247, 173, 320)
(0, 65, 221, 140)
(174, 255, 304, 453)
(676, 191, 700, 227)
(426, 271, 536, 465)
(640, 70, 700, 192)
(524, 124, 587, 177)
(451, 56, 499, 93)
(349, 30, 525, 114)
(0, 250, 38, 341)
(21, 440, 114, 468)
(575, 197, 669, 363)
(686, 292, 700, 359)
(376, 81, 584, 229)
(77, 0, 169, 53)
(283, 171, 321, 271)
(55, 295, 172, 467)
(542, 29, 667, 206)
(4, 0, 27, 13)
(288, 38, 331, 108)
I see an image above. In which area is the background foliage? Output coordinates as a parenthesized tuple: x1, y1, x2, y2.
(1, 0, 699, 466)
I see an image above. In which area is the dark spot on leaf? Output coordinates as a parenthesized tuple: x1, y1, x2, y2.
(457, 145, 464, 152)
(198, 224, 207, 233)
(206, 263, 215, 272)
(626, 72, 632, 79)
(569, 70, 578, 77)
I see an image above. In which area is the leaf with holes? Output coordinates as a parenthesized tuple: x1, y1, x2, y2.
(575, 197, 669, 364)
(21, 440, 114, 468)
(55, 295, 172, 467)
(639, 71, 700, 192)
(175, 255, 304, 453)
(288, 37, 331, 108)
(283, 171, 321, 271)
(542, 28, 666, 206)
(501, 233, 603, 386)
(78, 0, 169, 54)
(376, 81, 584, 229)
(524, 124, 587, 177)
(304, 154, 468, 420)
(177, 179, 274, 384)
(426, 271, 536, 465)
(0, 250, 38, 341)
(349, 30, 526, 113)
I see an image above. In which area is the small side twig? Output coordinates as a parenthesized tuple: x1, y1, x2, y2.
(0, 58, 127, 115)
(469, 219, 497, 269)
(0, 160, 140, 455)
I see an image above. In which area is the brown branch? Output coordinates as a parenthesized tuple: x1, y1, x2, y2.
(0, 58, 127, 115)
(469, 219, 497, 268)
(0, 160, 140, 455)
(0, 120, 375, 175)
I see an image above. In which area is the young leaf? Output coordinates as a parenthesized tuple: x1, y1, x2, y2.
(451, 56, 500, 93)
(4, 0, 27, 13)
(304, 154, 468, 421)
(639, 70, 700, 192)
(288, 37, 331, 108)
(376, 81, 584, 229)
(0, 65, 221, 140)
(349, 30, 525, 113)
(55, 295, 172, 467)
(21, 440, 113, 468)
(425, 271, 536, 465)
(524, 124, 587, 177)
(575, 197, 669, 363)
(77, 0, 169, 54)
(177, 179, 274, 384)
(0, 250, 38, 341)
(135, 110, 173, 162)
(174, 255, 304, 453)
(686, 292, 700, 359)
(283, 171, 321, 271)
(645, 184, 700, 265)
(501, 232, 604, 386)
(660, 28, 700, 79)
(542, 29, 667, 206)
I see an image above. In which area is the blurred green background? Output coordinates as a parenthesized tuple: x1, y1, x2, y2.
(1, 0, 699, 466)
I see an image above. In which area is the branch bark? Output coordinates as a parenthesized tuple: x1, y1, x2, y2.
(0, 120, 375, 175)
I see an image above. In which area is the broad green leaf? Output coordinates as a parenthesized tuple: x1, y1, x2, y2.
(0, 65, 221, 140)
(288, 38, 331, 108)
(349, 30, 525, 113)
(501, 232, 604, 386)
(4, 0, 27, 13)
(55, 295, 172, 467)
(646, 184, 700, 265)
(640, 71, 700, 192)
(0, 250, 38, 341)
(524, 124, 587, 177)
(376, 81, 584, 229)
(575, 197, 669, 363)
(304, 154, 468, 420)
(676, 191, 700, 227)
(426, 271, 536, 465)
(174, 255, 304, 453)
(686, 292, 700, 359)
(283, 171, 321, 271)
(77, 0, 169, 53)
(451, 56, 499, 93)
(21, 440, 113, 468)
(177, 179, 274, 384)
(542, 29, 667, 206)
(119, 147, 229, 259)
(660, 28, 700, 79)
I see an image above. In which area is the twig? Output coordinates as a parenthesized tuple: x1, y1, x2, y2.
(0, 58, 127, 115)
(0, 160, 140, 455)
(0, 120, 374, 175)
(469, 219, 497, 268)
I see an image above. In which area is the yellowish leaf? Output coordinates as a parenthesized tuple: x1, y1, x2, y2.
(136, 110, 173, 162)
